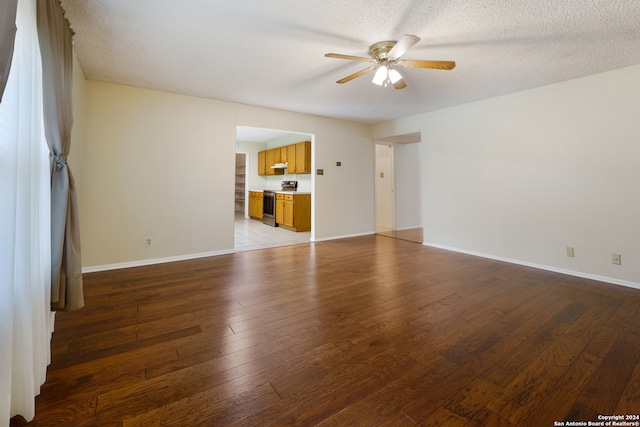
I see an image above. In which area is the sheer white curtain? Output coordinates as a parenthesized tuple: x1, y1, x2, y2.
(0, 0, 54, 424)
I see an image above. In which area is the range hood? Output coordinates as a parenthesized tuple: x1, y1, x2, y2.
(271, 162, 288, 169)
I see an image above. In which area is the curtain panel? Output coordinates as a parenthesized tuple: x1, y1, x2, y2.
(37, 0, 83, 311)
(1, 0, 55, 423)
(0, 0, 19, 102)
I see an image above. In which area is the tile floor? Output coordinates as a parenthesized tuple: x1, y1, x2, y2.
(234, 212, 311, 251)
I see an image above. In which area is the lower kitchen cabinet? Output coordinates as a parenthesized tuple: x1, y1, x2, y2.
(275, 194, 285, 224)
(278, 193, 310, 232)
(248, 191, 263, 219)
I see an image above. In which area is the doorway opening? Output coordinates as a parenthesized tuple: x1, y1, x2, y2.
(235, 152, 248, 217)
(374, 133, 423, 244)
(234, 126, 314, 251)
(375, 144, 394, 234)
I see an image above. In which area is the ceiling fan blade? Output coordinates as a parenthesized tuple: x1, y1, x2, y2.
(397, 59, 456, 70)
(387, 34, 420, 60)
(336, 66, 376, 84)
(325, 53, 374, 62)
(393, 79, 407, 90)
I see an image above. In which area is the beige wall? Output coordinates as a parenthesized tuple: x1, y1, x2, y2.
(373, 64, 640, 287)
(77, 81, 374, 269)
(74, 56, 639, 287)
(68, 53, 85, 185)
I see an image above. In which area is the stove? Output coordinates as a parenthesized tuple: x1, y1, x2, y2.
(262, 190, 277, 226)
(262, 181, 297, 227)
(281, 180, 298, 191)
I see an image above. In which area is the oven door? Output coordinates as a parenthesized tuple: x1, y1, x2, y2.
(262, 191, 277, 226)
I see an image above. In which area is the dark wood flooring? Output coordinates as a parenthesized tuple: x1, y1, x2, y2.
(376, 227, 423, 244)
(11, 235, 640, 426)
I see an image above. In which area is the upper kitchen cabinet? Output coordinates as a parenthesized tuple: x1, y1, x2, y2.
(258, 141, 311, 176)
(287, 141, 311, 174)
(286, 144, 296, 173)
(259, 148, 284, 176)
(258, 150, 266, 175)
(266, 149, 281, 176)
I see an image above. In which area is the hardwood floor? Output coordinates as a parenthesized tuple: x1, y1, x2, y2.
(11, 235, 640, 426)
(376, 227, 423, 244)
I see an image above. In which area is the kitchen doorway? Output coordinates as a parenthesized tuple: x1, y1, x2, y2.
(234, 126, 313, 251)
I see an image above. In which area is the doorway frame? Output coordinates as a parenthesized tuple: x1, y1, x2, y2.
(374, 143, 396, 233)
(234, 126, 315, 251)
(373, 132, 423, 242)
(235, 151, 249, 218)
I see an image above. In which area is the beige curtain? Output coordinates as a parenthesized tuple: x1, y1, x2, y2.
(0, 0, 18, 102)
(37, 0, 83, 311)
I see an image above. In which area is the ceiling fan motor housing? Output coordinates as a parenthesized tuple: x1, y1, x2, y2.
(370, 41, 396, 61)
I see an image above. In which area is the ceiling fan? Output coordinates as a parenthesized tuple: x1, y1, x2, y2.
(325, 34, 455, 89)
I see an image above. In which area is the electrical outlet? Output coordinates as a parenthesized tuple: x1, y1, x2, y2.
(566, 247, 575, 258)
(145, 238, 152, 247)
(612, 253, 621, 265)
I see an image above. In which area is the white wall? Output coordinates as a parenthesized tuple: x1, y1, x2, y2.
(78, 81, 374, 269)
(372, 65, 640, 287)
(312, 120, 375, 240)
(392, 142, 422, 231)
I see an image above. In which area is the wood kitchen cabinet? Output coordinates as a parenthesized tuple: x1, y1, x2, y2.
(248, 191, 263, 219)
(265, 149, 276, 176)
(275, 194, 285, 225)
(272, 148, 286, 173)
(258, 141, 310, 176)
(257, 151, 266, 176)
(286, 144, 296, 173)
(273, 146, 286, 163)
(286, 141, 311, 174)
(259, 148, 284, 176)
(295, 141, 311, 174)
(279, 193, 310, 232)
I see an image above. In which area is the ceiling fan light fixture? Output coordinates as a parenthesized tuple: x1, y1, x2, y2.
(372, 65, 388, 86)
(388, 67, 402, 84)
(326, 34, 455, 88)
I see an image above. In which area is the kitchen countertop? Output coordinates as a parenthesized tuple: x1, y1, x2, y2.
(276, 191, 310, 195)
(249, 189, 311, 195)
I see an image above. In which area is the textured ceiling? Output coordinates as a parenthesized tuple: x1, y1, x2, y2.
(61, 0, 640, 125)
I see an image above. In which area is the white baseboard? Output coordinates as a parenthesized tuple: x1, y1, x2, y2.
(83, 232, 376, 272)
(84, 238, 637, 291)
(82, 249, 235, 273)
(423, 242, 640, 290)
